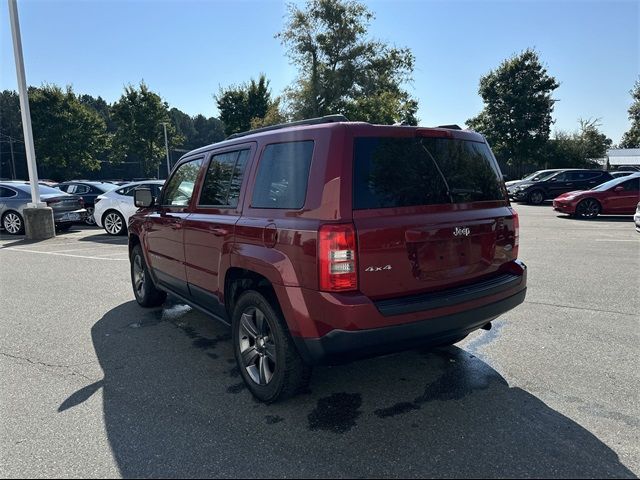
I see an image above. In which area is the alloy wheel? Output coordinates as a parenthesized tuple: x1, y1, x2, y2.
(238, 307, 277, 385)
(133, 254, 145, 298)
(529, 191, 544, 205)
(3, 212, 22, 234)
(85, 207, 96, 225)
(104, 212, 123, 235)
(578, 199, 600, 218)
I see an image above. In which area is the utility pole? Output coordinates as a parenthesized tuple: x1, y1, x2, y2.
(161, 122, 171, 178)
(8, 0, 55, 238)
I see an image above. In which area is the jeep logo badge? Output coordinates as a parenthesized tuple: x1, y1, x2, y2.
(454, 227, 471, 237)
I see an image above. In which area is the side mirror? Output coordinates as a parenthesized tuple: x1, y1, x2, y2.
(134, 187, 154, 208)
(613, 186, 625, 193)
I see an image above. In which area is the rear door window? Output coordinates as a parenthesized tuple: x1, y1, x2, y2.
(252, 141, 314, 209)
(353, 137, 504, 209)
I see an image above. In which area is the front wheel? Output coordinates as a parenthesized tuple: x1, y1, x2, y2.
(130, 244, 166, 307)
(233, 291, 311, 403)
(575, 198, 601, 219)
(527, 190, 545, 205)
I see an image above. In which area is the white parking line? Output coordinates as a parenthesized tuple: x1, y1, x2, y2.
(0, 247, 128, 261)
(594, 239, 639, 242)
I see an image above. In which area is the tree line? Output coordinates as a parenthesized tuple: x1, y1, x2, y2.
(0, 0, 638, 182)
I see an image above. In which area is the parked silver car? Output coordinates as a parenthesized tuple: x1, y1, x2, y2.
(0, 182, 87, 235)
(635, 202, 640, 233)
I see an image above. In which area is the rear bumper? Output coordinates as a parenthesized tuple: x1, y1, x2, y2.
(53, 208, 88, 224)
(287, 261, 527, 365)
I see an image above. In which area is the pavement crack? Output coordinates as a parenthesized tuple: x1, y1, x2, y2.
(524, 300, 637, 318)
(0, 351, 93, 381)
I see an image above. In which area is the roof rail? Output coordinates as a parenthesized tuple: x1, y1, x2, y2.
(226, 114, 349, 140)
(437, 124, 462, 130)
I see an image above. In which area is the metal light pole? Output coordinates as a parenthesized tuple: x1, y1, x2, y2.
(8, 0, 54, 238)
(161, 122, 171, 178)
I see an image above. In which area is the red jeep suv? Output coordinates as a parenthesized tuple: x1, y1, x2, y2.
(128, 115, 527, 402)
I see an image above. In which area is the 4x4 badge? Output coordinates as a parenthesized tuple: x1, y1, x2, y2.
(365, 265, 392, 272)
(454, 227, 471, 237)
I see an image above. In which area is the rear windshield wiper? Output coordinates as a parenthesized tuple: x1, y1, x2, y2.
(419, 140, 453, 204)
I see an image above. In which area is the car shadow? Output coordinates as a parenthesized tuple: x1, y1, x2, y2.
(77, 233, 128, 245)
(63, 299, 635, 478)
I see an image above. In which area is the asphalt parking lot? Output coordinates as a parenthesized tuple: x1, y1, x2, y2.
(1, 204, 638, 478)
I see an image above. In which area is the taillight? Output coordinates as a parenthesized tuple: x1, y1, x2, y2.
(509, 207, 519, 258)
(318, 223, 358, 292)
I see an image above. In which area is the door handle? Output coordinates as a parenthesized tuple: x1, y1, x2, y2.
(211, 227, 228, 237)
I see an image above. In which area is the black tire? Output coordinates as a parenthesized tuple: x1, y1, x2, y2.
(103, 210, 126, 236)
(130, 244, 166, 307)
(85, 206, 96, 226)
(1, 210, 25, 235)
(527, 190, 545, 205)
(232, 290, 311, 403)
(575, 198, 601, 219)
(56, 224, 73, 232)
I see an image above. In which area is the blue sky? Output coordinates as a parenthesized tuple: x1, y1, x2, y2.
(1, 0, 638, 143)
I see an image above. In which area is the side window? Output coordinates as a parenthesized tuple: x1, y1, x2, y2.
(583, 171, 603, 180)
(550, 172, 567, 182)
(622, 178, 640, 191)
(0, 187, 17, 198)
(75, 184, 90, 194)
(66, 185, 77, 194)
(161, 158, 203, 207)
(199, 149, 250, 207)
(252, 141, 314, 209)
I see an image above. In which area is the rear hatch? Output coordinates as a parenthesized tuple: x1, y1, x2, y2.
(352, 131, 517, 300)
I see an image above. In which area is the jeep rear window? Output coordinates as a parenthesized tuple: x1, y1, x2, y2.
(353, 137, 505, 209)
(252, 141, 314, 209)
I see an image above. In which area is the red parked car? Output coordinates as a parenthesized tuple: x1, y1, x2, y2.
(553, 173, 640, 219)
(128, 115, 527, 402)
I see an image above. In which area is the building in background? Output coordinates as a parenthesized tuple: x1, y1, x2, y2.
(607, 149, 640, 171)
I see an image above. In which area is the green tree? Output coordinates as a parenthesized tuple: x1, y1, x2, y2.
(278, 0, 418, 125)
(546, 118, 612, 168)
(467, 49, 559, 168)
(191, 115, 226, 148)
(0, 90, 24, 179)
(216, 74, 282, 136)
(110, 82, 182, 176)
(28, 85, 109, 180)
(620, 79, 640, 148)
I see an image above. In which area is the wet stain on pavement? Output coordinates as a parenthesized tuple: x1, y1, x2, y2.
(265, 415, 284, 425)
(374, 349, 505, 419)
(193, 337, 217, 349)
(374, 401, 420, 418)
(226, 382, 246, 394)
(308, 393, 362, 433)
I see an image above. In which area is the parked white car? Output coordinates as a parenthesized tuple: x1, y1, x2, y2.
(94, 180, 164, 235)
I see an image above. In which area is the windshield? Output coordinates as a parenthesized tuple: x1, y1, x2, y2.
(590, 177, 629, 192)
(521, 170, 558, 182)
